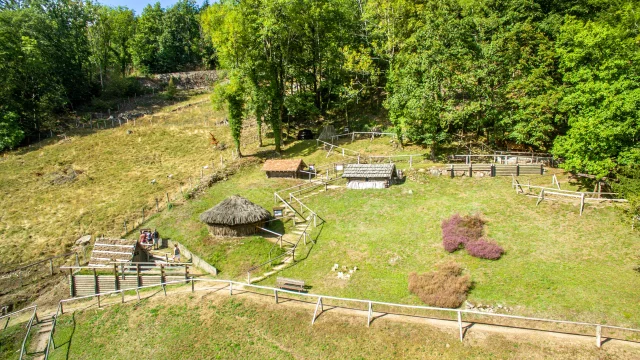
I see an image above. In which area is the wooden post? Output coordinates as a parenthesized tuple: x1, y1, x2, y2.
(274, 289, 279, 304)
(156, 198, 159, 212)
(491, 164, 496, 177)
(516, 164, 520, 176)
(536, 189, 545, 206)
(3, 317, 8, 330)
(166, 193, 170, 204)
(97, 294, 101, 308)
(409, 156, 413, 169)
(229, 282, 233, 296)
(580, 193, 585, 216)
(113, 263, 119, 291)
(596, 325, 602, 348)
(49, 259, 54, 275)
(540, 164, 544, 175)
(191, 277, 195, 292)
(367, 302, 372, 327)
(469, 164, 473, 177)
(458, 311, 463, 341)
(69, 269, 75, 297)
(136, 264, 141, 287)
(312, 297, 323, 325)
(75, 253, 79, 266)
(93, 268, 98, 295)
(160, 264, 165, 285)
(136, 288, 140, 301)
(450, 165, 455, 178)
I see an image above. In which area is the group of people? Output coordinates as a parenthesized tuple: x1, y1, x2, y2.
(138, 229, 181, 262)
(139, 229, 160, 250)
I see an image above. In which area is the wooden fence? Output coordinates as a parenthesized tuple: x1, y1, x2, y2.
(448, 163, 544, 177)
(64, 263, 192, 297)
(45, 278, 640, 359)
(512, 178, 628, 216)
(0, 251, 84, 297)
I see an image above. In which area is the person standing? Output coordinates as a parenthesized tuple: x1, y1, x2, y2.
(152, 229, 160, 249)
(173, 244, 181, 262)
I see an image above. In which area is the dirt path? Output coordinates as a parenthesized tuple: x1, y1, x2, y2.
(50, 281, 640, 354)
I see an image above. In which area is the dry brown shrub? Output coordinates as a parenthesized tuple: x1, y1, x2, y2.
(408, 262, 471, 308)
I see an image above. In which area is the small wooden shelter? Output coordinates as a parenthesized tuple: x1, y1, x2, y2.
(342, 163, 398, 189)
(200, 195, 271, 237)
(262, 159, 307, 178)
(88, 238, 146, 267)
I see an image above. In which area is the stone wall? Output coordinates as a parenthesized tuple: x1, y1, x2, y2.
(153, 70, 219, 90)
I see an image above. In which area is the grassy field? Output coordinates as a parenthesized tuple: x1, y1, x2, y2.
(0, 91, 263, 269)
(0, 322, 25, 360)
(46, 291, 637, 359)
(139, 138, 640, 329)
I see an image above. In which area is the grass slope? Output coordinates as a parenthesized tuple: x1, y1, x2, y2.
(0, 92, 245, 268)
(47, 292, 636, 359)
(144, 139, 640, 328)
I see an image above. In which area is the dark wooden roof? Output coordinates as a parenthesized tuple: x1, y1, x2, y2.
(262, 159, 306, 172)
(342, 163, 396, 179)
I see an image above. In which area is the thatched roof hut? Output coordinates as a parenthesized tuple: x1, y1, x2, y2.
(200, 195, 271, 237)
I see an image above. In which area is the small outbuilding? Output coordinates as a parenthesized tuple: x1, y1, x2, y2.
(200, 195, 271, 237)
(88, 238, 147, 267)
(263, 159, 307, 178)
(342, 163, 398, 189)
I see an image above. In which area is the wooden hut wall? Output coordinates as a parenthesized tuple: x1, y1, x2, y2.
(266, 171, 298, 179)
(207, 221, 266, 237)
(346, 178, 388, 189)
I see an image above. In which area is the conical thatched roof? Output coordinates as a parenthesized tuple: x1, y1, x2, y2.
(200, 195, 271, 226)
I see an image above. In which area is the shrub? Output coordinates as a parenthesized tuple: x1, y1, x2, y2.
(441, 213, 485, 252)
(466, 238, 504, 260)
(408, 262, 471, 308)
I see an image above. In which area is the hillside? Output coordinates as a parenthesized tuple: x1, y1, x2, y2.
(0, 92, 247, 269)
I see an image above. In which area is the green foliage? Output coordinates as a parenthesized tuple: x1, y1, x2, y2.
(211, 74, 244, 154)
(553, 10, 640, 177)
(165, 77, 178, 99)
(613, 166, 640, 218)
(0, 109, 24, 151)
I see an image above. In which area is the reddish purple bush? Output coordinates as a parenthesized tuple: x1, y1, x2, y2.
(441, 213, 504, 260)
(441, 213, 485, 252)
(465, 238, 504, 260)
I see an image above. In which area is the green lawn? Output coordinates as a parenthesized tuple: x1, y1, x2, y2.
(143, 138, 640, 329)
(46, 292, 636, 360)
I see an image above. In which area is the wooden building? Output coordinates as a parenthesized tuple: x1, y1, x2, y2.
(88, 238, 147, 267)
(342, 163, 398, 189)
(200, 195, 272, 237)
(262, 159, 307, 178)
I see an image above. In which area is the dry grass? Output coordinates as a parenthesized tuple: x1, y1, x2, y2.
(408, 262, 471, 308)
(0, 91, 265, 269)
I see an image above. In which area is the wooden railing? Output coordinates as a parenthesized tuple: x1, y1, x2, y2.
(45, 278, 640, 354)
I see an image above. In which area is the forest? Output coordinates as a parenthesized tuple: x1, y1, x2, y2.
(0, 0, 638, 199)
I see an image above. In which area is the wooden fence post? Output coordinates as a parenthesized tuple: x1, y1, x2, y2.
(458, 311, 463, 341)
(49, 259, 54, 275)
(191, 277, 195, 292)
(69, 269, 75, 297)
(516, 164, 520, 176)
(156, 198, 159, 212)
(93, 268, 98, 296)
(229, 282, 233, 296)
(367, 302, 372, 327)
(136, 264, 141, 288)
(113, 263, 119, 292)
(166, 193, 170, 204)
(580, 193, 585, 216)
(450, 165, 455, 178)
(596, 325, 602, 347)
(312, 297, 323, 325)
(160, 264, 165, 285)
(274, 289, 278, 304)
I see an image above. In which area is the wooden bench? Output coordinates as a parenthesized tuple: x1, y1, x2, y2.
(276, 277, 305, 292)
